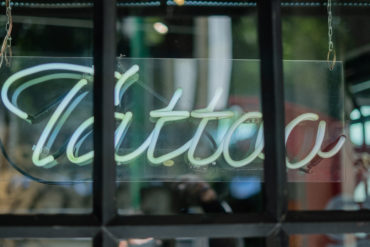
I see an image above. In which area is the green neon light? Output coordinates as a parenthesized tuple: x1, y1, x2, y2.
(1, 63, 346, 170)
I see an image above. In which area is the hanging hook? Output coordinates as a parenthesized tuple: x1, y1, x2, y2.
(327, 49, 336, 71)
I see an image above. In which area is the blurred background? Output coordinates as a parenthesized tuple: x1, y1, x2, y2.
(0, 0, 369, 246)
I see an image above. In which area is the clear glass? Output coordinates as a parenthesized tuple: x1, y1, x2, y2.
(115, 58, 262, 182)
(284, 60, 344, 182)
(0, 57, 93, 214)
(0, 1, 93, 214)
(290, 234, 370, 247)
(116, 12, 263, 214)
(282, 3, 370, 210)
(115, 58, 263, 214)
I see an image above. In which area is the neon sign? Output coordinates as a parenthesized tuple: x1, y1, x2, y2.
(1, 63, 346, 170)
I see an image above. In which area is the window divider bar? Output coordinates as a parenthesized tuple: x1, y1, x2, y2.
(0, 214, 99, 227)
(257, 0, 288, 221)
(93, 229, 119, 247)
(266, 229, 289, 247)
(0, 226, 99, 238)
(110, 213, 273, 225)
(108, 223, 274, 239)
(284, 210, 370, 234)
(287, 210, 370, 222)
(284, 221, 370, 234)
(92, 0, 117, 225)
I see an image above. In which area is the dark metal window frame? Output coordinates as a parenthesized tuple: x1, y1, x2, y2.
(1, 1, 369, 246)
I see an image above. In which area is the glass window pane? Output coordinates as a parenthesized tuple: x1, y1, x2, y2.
(0, 4, 93, 214)
(116, 5, 263, 215)
(282, 1, 370, 210)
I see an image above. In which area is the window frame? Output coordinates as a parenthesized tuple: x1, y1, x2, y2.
(1, 1, 370, 246)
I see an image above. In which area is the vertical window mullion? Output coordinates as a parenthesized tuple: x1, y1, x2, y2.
(258, 0, 288, 221)
(266, 229, 289, 247)
(93, 230, 118, 247)
(93, 0, 117, 226)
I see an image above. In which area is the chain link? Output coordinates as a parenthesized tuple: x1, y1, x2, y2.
(0, 0, 12, 68)
(328, 0, 332, 49)
(327, 0, 336, 70)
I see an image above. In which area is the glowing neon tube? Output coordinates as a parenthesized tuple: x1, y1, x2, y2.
(188, 88, 234, 166)
(318, 136, 346, 158)
(32, 78, 88, 167)
(114, 65, 139, 106)
(46, 92, 88, 151)
(11, 73, 82, 107)
(284, 113, 326, 169)
(147, 88, 192, 165)
(1, 63, 93, 121)
(1, 62, 347, 170)
(67, 112, 133, 165)
(223, 112, 264, 168)
(66, 116, 94, 165)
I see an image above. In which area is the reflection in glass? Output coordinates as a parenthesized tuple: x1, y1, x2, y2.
(115, 58, 348, 214)
(0, 57, 93, 214)
(290, 234, 370, 247)
(115, 10, 261, 216)
(283, 5, 370, 211)
(0, 2, 93, 214)
(115, 58, 262, 182)
(115, 58, 263, 215)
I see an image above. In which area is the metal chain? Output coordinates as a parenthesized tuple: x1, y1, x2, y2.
(327, 0, 336, 70)
(328, 0, 333, 52)
(0, 0, 12, 68)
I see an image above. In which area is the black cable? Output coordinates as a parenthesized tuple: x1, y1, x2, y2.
(0, 137, 91, 185)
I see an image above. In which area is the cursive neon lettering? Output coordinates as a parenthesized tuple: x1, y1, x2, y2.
(223, 112, 264, 167)
(188, 88, 234, 166)
(1, 63, 346, 170)
(32, 78, 88, 167)
(147, 88, 192, 165)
